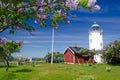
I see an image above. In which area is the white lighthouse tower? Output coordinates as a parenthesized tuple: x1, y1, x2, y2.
(89, 22, 103, 63)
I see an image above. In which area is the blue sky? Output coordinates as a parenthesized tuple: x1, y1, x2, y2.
(0, 0, 120, 58)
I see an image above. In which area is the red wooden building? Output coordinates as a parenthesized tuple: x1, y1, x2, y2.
(64, 47, 94, 64)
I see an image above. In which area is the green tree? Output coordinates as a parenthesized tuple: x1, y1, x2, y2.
(44, 52, 63, 63)
(0, 38, 23, 71)
(34, 57, 42, 61)
(78, 48, 95, 57)
(102, 40, 120, 64)
(0, 0, 100, 33)
(44, 52, 51, 62)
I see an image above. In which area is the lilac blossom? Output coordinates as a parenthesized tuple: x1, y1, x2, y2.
(32, 6, 37, 11)
(34, 0, 101, 27)
(34, 19, 38, 23)
(48, 0, 50, 3)
(87, 0, 96, 7)
(37, 14, 47, 19)
(16, 24, 21, 30)
(67, 20, 70, 24)
(0, 38, 7, 44)
(57, 9, 62, 15)
(93, 5, 101, 10)
(18, 8, 24, 13)
(36, 0, 45, 6)
(16, 26, 21, 30)
(66, 0, 79, 9)
(87, 0, 101, 11)
(89, 4, 101, 11)
(18, 41, 23, 46)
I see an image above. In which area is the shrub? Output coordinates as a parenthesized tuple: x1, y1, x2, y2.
(106, 67, 111, 72)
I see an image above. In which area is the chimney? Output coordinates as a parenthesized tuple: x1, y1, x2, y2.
(74, 43, 77, 48)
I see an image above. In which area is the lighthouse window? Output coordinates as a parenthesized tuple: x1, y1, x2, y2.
(100, 43, 102, 46)
(90, 39, 92, 43)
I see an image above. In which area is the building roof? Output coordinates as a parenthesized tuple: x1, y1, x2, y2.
(63, 47, 83, 54)
(69, 47, 83, 53)
(89, 22, 102, 32)
(92, 23, 100, 28)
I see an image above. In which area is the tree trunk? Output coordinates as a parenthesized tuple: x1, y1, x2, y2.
(4, 57, 9, 71)
(6, 59, 9, 71)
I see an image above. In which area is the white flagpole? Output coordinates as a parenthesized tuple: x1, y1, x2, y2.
(51, 28, 54, 64)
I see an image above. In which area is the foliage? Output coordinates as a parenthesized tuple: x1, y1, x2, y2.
(0, 55, 4, 62)
(102, 40, 120, 64)
(106, 66, 111, 72)
(0, 0, 100, 33)
(0, 37, 23, 71)
(78, 48, 95, 57)
(78, 48, 89, 55)
(0, 38, 23, 56)
(33, 57, 42, 61)
(44, 52, 63, 63)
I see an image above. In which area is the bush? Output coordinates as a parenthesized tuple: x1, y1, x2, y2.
(44, 52, 64, 63)
(102, 40, 120, 64)
(106, 67, 111, 72)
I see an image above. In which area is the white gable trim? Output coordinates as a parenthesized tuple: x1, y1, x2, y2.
(63, 47, 75, 55)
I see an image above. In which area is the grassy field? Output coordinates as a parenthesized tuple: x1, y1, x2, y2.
(0, 63, 120, 80)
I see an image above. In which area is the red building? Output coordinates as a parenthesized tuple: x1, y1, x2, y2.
(64, 47, 94, 64)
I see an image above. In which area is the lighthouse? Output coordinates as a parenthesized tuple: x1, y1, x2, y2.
(89, 22, 103, 50)
(89, 22, 103, 63)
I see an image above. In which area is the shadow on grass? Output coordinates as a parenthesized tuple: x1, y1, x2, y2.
(0, 65, 17, 68)
(108, 64, 120, 66)
(13, 68, 32, 72)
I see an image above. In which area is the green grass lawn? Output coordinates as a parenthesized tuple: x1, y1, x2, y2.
(0, 63, 120, 80)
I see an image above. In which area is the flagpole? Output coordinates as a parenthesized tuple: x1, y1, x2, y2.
(51, 28, 54, 64)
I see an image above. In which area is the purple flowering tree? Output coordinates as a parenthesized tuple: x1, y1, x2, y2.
(102, 40, 120, 64)
(0, 38, 23, 71)
(0, 0, 100, 34)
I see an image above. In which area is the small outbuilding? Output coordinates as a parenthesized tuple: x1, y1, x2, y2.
(64, 46, 94, 64)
